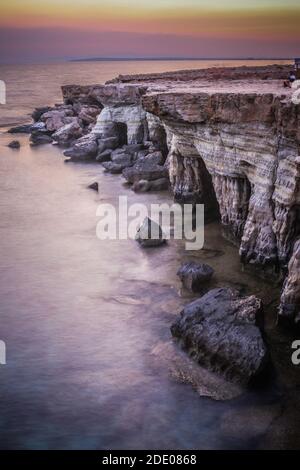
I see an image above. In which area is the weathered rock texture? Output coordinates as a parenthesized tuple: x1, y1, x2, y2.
(177, 262, 214, 292)
(109, 65, 299, 325)
(279, 239, 300, 325)
(28, 64, 300, 324)
(171, 288, 268, 385)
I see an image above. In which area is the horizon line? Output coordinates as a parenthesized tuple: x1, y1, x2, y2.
(70, 56, 293, 62)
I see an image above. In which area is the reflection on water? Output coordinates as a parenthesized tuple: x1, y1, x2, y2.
(0, 131, 292, 450)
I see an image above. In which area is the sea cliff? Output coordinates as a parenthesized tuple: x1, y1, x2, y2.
(12, 64, 299, 328)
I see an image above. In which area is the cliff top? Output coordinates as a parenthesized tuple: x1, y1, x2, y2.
(105, 64, 295, 100)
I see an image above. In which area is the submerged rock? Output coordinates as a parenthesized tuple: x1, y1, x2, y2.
(135, 217, 166, 247)
(8, 140, 20, 149)
(177, 262, 214, 292)
(88, 181, 99, 192)
(132, 177, 169, 193)
(102, 161, 126, 174)
(30, 130, 53, 146)
(8, 122, 46, 134)
(171, 287, 267, 385)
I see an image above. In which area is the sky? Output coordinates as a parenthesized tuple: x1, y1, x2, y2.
(0, 0, 299, 63)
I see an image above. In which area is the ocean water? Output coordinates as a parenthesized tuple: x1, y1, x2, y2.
(0, 60, 298, 450)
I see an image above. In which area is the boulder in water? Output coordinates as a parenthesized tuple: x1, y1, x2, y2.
(8, 140, 20, 149)
(135, 217, 166, 247)
(171, 287, 268, 385)
(177, 262, 214, 292)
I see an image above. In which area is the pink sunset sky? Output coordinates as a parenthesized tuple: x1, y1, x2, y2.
(0, 0, 299, 63)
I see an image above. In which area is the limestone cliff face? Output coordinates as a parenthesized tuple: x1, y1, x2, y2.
(142, 92, 300, 270)
(72, 66, 300, 324)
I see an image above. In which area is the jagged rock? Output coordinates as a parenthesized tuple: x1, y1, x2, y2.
(63, 134, 98, 161)
(136, 149, 150, 160)
(111, 151, 133, 166)
(8, 140, 20, 149)
(61, 84, 99, 105)
(171, 288, 267, 385)
(279, 239, 300, 325)
(96, 149, 112, 162)
(52, 121, 83, 146)
(8, 122, 46, 134)
(88, 182, 99, 192)
(32, 106, 52, 122)
(77, 105, 100, 125)
(123, 143, 145, 154)
(97, 137, 119, 153)
(41, 108, 75, 132)
(122, 159, 168, 184)
(177, 262, 214, 292)
(138, 150, 164, 165)
(102, 152, 133, 173)
(135, 217, 166, 247)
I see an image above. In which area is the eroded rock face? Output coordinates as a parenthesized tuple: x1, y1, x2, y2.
(279, 240, 300, 325)
(139, 77, 299, 324)
(92, 104, 148, 145)
(171, 288, 268, 385)
(143, 91, 300, 267)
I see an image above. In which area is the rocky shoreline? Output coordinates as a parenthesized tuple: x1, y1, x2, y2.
(7, 64, 300, 392)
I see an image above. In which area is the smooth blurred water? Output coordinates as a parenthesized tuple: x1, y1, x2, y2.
(0, 60, 295, 450)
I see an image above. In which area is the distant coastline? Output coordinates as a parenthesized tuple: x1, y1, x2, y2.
(70, 57, 292, 62)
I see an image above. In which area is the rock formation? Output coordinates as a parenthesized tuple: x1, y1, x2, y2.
(177, 262, 214, 292)
(171, 287, 267, 385)
(135, 217, 166, 247)
(24, 64, 300, 325)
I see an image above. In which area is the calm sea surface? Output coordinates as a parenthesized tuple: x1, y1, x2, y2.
(0, 60, 296, 449)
